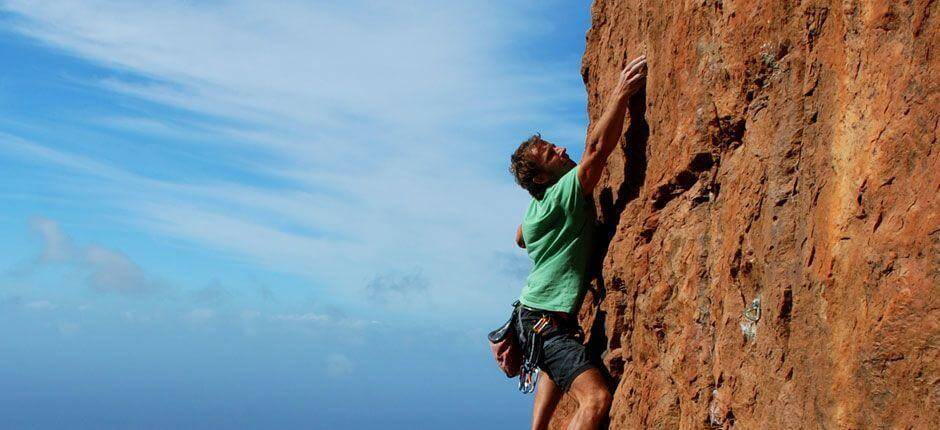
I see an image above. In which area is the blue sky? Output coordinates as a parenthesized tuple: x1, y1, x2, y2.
(0, 1, 591, 428)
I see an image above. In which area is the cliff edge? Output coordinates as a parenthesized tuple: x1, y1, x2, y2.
(556, 1, 939, 428)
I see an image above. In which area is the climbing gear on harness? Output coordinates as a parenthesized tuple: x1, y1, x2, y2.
(489, 302, 586, 394)
(488, 301, 522, 378)
(518, 313, 551, 393)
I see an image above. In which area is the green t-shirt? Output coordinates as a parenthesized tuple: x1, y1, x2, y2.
(519, 166, 594, 313)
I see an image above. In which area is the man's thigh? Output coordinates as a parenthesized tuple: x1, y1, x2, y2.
(540, 334, 595, 391)
(566, 367, 608, 404)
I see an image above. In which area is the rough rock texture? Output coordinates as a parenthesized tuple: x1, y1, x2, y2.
(552, 1, 939, 428)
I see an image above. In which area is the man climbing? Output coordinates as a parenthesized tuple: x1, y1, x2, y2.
(509, 54, 647, 430)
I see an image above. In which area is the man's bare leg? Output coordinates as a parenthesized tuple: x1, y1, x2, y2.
(532, 371, 562, 430)
(564, 368, 611, 430)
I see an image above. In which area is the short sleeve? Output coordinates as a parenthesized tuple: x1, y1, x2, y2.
(546, 166, 587, 214)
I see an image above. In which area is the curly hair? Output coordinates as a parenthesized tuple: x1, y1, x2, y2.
(510, 134, 549, 199)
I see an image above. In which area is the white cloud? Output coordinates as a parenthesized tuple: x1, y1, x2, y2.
(365, 269, 429, 305)
(191, 279, 234, 305)
(19, 216, 163, 295)
(83, 244, 161, 294)
(0, 1, 587, 318)
(29, 217, 73, 263)
(2, 0, 579, 136)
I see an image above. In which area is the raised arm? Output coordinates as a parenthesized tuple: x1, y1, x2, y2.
(578, 55, 647, 195)
(516, 224, 525, 249)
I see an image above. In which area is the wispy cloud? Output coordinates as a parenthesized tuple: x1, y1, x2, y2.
(82, 245, 158, 294)
(0, 0, 587, 319)
(493, 250, 532, 283)
(30, 217, 73, 264)
(364, 269, 430, 305)
(191, 279, 233, 305)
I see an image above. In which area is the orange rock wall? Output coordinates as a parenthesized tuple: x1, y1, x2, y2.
(556, 1, 938, 428)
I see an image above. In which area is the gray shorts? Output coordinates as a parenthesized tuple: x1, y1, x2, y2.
(516, 306, 596, 391)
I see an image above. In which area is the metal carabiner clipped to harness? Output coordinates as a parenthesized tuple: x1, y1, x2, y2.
(518, 364, 540, 393)
(518, 315, 550, 394)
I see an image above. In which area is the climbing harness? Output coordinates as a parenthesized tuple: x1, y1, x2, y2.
(489, 302, 583, 394)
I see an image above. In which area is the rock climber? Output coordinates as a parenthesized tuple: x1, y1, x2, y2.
(508, 54, 647, 430)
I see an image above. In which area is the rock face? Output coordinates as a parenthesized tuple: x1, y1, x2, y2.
(554, 1, 938, 428)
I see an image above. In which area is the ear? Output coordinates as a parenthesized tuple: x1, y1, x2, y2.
(533, 173, 549, 185)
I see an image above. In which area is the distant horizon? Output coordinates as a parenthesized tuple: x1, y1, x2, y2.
(0, 1, 591, 428)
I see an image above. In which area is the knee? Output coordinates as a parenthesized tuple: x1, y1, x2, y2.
(584, 388, 612, 417)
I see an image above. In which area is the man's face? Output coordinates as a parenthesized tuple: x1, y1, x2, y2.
(529, 140, 576, 184)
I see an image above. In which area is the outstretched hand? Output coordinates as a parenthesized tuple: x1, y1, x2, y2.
(577, 54, 649, 196)
(614, 55, 647, 99)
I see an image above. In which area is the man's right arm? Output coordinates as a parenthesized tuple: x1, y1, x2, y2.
(577, 55, 647, 196)
(516, 224, 525, 249)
